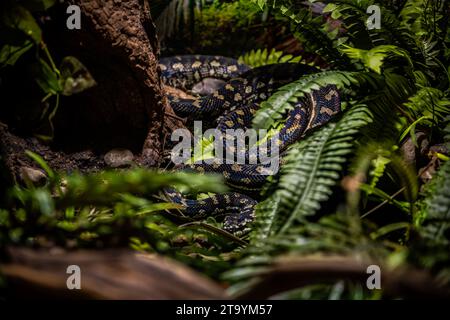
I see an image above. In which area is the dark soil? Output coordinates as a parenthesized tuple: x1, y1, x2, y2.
(0, 122, 106, 190)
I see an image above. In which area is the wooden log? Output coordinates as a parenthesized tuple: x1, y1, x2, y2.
(234, 255, 450, 299)
(1, 247, 226, 300)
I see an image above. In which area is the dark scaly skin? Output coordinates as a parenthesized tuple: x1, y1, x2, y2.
(160, 55, 341, 235)
(164, 188, 257, 235)
(160, 55, 250, 93)
(192, 85, 341, 191)
(161, 57, 319, 118)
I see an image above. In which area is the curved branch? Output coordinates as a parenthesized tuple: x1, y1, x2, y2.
(234, 256, 450, 299)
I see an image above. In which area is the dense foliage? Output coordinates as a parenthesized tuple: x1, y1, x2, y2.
(223, 0, 450, 298)
(1, 0, 450, 299)
(0, 0, 96, 140)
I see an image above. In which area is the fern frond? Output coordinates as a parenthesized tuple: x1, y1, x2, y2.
(368, 154, 391, 192)
(251, 104, 373, 242)
(404, 86, 450, 121)
(292, 16, 353, 68)
(346, 143, 392, 203)
(253, 70, 376, 130)
(340, 44, 413, 74)
(400, 0, 446, 38)
(348, 141, 418, 214)
(238, 48, 303, 68)
(410, 134, 450, 283)
(416, 108, 450, 241)
(418, 160, 450, 245)
(224, 211, 388, 297)
(355, 70, 415, 142)
(252, 0, 352, 67)
(322, 0, 376, 48)
(322, 0, 444, 74)
(323, 0, 413, 50)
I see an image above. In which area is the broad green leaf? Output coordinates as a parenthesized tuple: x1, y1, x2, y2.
(341, 45, 413, 74)
(365, 51, 385, 74)
(2, 5, 42, 44)
(25, 150, 55, 179)
(0, 42, 33, 66)
(323, 3, 338, 13)
(331, 9, 342, 19)
(370, 222, 410, 239)
(33, 58, 62, 94)
(59, 56, 97, 96)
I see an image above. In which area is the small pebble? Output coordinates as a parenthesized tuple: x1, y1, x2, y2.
(104, 148, 134, 168)
(192, 78, 226, 96)
(19, 166, 47, 185)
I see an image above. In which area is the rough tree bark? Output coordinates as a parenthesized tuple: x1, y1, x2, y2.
(0, 0, 185, 184)
(53, 0, 166, 163)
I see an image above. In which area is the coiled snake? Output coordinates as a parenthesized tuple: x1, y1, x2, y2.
(160, 55, 341, 235)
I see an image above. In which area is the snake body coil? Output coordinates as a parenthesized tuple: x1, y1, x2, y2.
(160, 55, 341, 235)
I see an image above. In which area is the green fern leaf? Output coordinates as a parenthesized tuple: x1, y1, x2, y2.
(341, 45, 413, 74)
(238, 48, 302, 68)
(404, 87, 450, 121)
(251, 104, 373, 241)
(419, 160, 450, 245)
(253, 70, 374, 130)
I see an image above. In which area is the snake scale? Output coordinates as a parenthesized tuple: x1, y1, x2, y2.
(160, 55, 341, 235)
